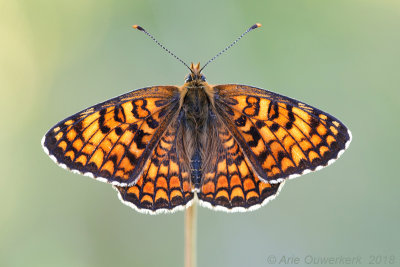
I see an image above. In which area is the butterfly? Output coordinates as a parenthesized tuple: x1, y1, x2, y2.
(42, 24, 351, 214)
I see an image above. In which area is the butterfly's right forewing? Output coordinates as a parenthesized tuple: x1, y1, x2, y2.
(213, 84, 351, 184)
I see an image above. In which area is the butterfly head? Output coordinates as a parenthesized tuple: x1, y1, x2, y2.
(185, 62, 206, 83)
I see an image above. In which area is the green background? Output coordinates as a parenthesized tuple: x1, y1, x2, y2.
(1, 0, 399, 266)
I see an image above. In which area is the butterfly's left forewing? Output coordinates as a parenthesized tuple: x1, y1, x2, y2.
(213, 84, 352, 184)
(42, 86, 181, 186)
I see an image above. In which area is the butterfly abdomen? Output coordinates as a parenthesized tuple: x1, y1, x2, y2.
(190, 150, 202, 189)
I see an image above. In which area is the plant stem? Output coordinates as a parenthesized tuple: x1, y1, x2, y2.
(184, 203, 197, 267)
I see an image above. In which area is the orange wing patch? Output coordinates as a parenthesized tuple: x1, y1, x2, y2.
(198, 119, 283, 211)
(214, 84, 352, 183)
(42, 86, 181, 186)
(115, 122, 194, 214)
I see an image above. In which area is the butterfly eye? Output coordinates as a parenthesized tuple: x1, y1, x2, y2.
(185, 75, 193, 83)
(200, 75, 206, 82)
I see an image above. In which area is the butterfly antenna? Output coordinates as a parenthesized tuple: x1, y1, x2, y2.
(132, 25, 193, 73)
(200, 23, 262, 72)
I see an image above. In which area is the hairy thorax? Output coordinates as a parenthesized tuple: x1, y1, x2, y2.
(183, 83, 210, 129)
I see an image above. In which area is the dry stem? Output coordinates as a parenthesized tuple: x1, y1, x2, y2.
(184, 204, 197, 267)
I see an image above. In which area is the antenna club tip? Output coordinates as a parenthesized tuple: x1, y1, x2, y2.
(132, 25, 145, 31)
(250, 23, 262, 30)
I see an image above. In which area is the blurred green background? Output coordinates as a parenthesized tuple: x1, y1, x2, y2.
(1, 0, 399, 266)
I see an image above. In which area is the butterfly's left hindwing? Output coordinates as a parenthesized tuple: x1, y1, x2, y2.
(42, 86, 181, 186)
(214, 84, 352, 184)
(114, 119, 194, 214)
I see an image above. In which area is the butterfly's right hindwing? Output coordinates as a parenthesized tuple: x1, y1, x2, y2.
(42, 86, 181, 186)
(197, 115, 283, 211)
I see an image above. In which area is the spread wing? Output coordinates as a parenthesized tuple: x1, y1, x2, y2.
(42, 86, 181, 186)
(114, 119, 194, 214)
(198, 116, 284, 212)
(213, 84, 352, 184)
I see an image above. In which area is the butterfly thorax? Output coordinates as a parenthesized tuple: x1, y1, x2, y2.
(179, 62, 215, 134)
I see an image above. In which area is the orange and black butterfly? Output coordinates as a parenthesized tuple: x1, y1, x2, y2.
(42, 24, 351, 214)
